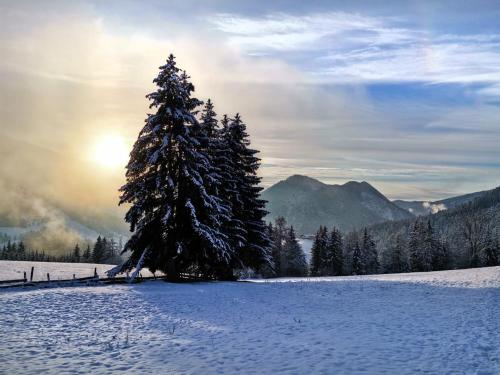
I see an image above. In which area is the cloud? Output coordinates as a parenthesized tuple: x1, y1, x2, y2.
(211, 12, 396, 52)
(0, 0, 499, 227)
(422, 201, 447, 214)
(211, 12, 500, 92)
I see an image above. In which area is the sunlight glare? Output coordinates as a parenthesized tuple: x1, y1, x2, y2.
(91, 134, 129, 169)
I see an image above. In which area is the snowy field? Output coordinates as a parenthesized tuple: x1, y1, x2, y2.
(0, 260, 155, 282)
(256, 266, 500, 289)
(0, 267, 499, 374)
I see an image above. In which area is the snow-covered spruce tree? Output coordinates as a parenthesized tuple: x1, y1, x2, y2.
(192, 99, 238, 277)
(408, 219, 436, 272)
(220, 113, 271, 272)
(269, 217, 288, 276)
(409, 219, 425, 272)
(361, 228, 379, 274)
(482, 231, 499, 267)
(116, 55, 234, 280)
(83, 244, 91, 262)
(92, 236, 105, 264)
(281, 227, 308, 277)
(352, 241, 363, 275)
(197, 102, 251, 276)
(310, 226, 328, 276)
(421, 220, 437, 272)
(325, 227, 343, 276)
(342, 231, 359, 275)
(17, 241, 26, 261)
(310, 226, 323, 276)
(390, 234, 408, 273)
(433, 239, 449, 271)
(257, 222, 277, 277)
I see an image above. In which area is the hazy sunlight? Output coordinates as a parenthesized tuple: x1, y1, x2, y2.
(90, 134, 128, 169)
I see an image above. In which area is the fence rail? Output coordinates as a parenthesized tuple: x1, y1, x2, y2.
(0, 278, 27, 285)
(0, 266, 205, 290)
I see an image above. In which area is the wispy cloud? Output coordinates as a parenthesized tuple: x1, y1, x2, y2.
(211, 12, 500, 92)
(211, 12, 400, 52)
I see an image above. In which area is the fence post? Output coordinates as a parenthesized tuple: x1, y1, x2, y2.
(23, 271, 27, 283)
(47, 273, 50, 282)
(94, 268, 98, 278)
(30, 266, 34, 282)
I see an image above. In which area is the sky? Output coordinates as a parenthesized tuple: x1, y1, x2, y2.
(1, 0, 500, 213)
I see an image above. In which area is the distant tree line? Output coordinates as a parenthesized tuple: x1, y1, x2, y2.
(261, 217, 308, 277)
(340, 220, 448, 276)
(0, 236, 123, 264)
(369, 188, 500, 273)
(310, 218, 498, 278)
(310, 226, 344, 276)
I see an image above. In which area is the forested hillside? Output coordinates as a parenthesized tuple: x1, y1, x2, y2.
(368, 186, 500, 272)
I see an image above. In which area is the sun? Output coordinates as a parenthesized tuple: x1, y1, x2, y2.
(91, 134, 129, 169)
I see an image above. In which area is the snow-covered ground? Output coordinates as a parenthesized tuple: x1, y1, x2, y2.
(0, 260, 155, 282)
(0, 261, 117, 281)
(0, 266, 499, 374)
(255, 266, 500, 289)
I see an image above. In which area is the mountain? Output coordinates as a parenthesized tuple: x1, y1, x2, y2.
(393, 190, 487, 216)
(261, 175, 414, 234)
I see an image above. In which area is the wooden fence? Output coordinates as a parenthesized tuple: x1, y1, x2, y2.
(0, 266, 208, 289)
(0, 266, 167, 289)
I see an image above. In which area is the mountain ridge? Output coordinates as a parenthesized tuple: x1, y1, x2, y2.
(393, 190, 487, 216)
(262, 175, 413, 234)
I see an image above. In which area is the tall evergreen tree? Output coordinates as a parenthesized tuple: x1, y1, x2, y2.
(73, 244, 81, 263)
(281, 227, 307, 277)
(433, 240, 449, 270)
(93, 236, 105, 263)
(460, 205, 486, 268)
(220, 113, 271, 272)
(310, 226, 328, 276)
(83, 244, 91, 262)
(270, 217, 288, 276)
(408, 220, 440, 272)
(197, 100, 240, 274)
(116, 55, 234, 280)
(422, 220, 437, 271)
(361, 228, 379, 274)
(390, 234, 408, 273)
(324, 227, 343, 276)
(257, 222, 277, 277)
(310, 227, 321, 276)
(482, 232, 499, 267)
(108, 238, 115, 259)
(342, 232, 359, 275)
(101, 237, 108, 262)
(409, 220, 425, 272)
(18, 241, 26, 260)
(352, 241, 363, 275)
